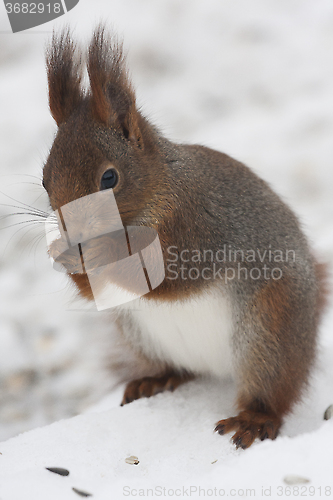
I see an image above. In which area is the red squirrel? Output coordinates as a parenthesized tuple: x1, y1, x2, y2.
(42, 27, 328, 449)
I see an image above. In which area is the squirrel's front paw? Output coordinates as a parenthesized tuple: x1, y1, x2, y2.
(215, 410, 281, 449)
(121, 372, 193, 406)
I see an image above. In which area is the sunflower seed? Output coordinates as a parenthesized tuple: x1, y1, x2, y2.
(46, 467, 69, 476)
(284, 475, 310, 485)
(324, 405, 333, 420)
(125, 455, 139, 465)
(72, 487, 92, 497)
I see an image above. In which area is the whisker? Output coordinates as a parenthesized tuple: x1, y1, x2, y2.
(0, 190, 50, 216)
(0, 220, 48, 231)
(2, 222, 44, 256)
(30, 191, 47, 207)
(0, 213, 48, 223)
(0, 174, 42, 180)
(0, 201, 47, 210)
(4, 181, 43, 188)
(26, 229, 48, 258)
(0, 206, 52, 224)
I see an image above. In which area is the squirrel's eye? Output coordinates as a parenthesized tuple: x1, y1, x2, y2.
(100, 168, 118, 190)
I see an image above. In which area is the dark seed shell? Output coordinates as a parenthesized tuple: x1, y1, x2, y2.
(72, 487, 93, 497)
(324, 404, 333, 420)
(46, 467, 70, 476)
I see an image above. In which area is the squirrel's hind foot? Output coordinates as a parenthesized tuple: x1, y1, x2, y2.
(215, 410, 281, 449)
(121, 371, 194, 406)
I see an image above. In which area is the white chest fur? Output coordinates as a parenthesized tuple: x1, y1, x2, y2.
(118, 288, 234, 378)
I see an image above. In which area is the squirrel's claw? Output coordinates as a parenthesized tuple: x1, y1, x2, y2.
(215, 411, 280, 449)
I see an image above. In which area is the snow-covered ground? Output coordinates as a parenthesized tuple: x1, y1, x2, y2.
(0, 0, 333, 498)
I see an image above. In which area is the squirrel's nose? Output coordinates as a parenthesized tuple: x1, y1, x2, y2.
(66, 230, 85, 246)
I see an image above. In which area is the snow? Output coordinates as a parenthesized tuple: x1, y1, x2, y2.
(1, 379, 333, 498)
(0, 0, 333, 498)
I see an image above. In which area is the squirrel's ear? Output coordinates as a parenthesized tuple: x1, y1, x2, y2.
(46, 28, 83, 126)
(88, 26, 142, 148)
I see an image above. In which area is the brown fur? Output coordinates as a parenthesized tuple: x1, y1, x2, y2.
(315, 260, 331, 316)
(215, 411, 280, 449)
(46, 28, 83, 126)
(121, 371, 194, 406)
(218, 271, 320, 448)
(43, 26, 329, 449)
(87, 27, 142, 147)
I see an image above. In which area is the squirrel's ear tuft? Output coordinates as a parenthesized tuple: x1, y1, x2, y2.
(88, 26, 142, 148)
(46, 28, 83, 126)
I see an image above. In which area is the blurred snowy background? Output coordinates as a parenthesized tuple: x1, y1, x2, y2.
(0, 0, 333, 447)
